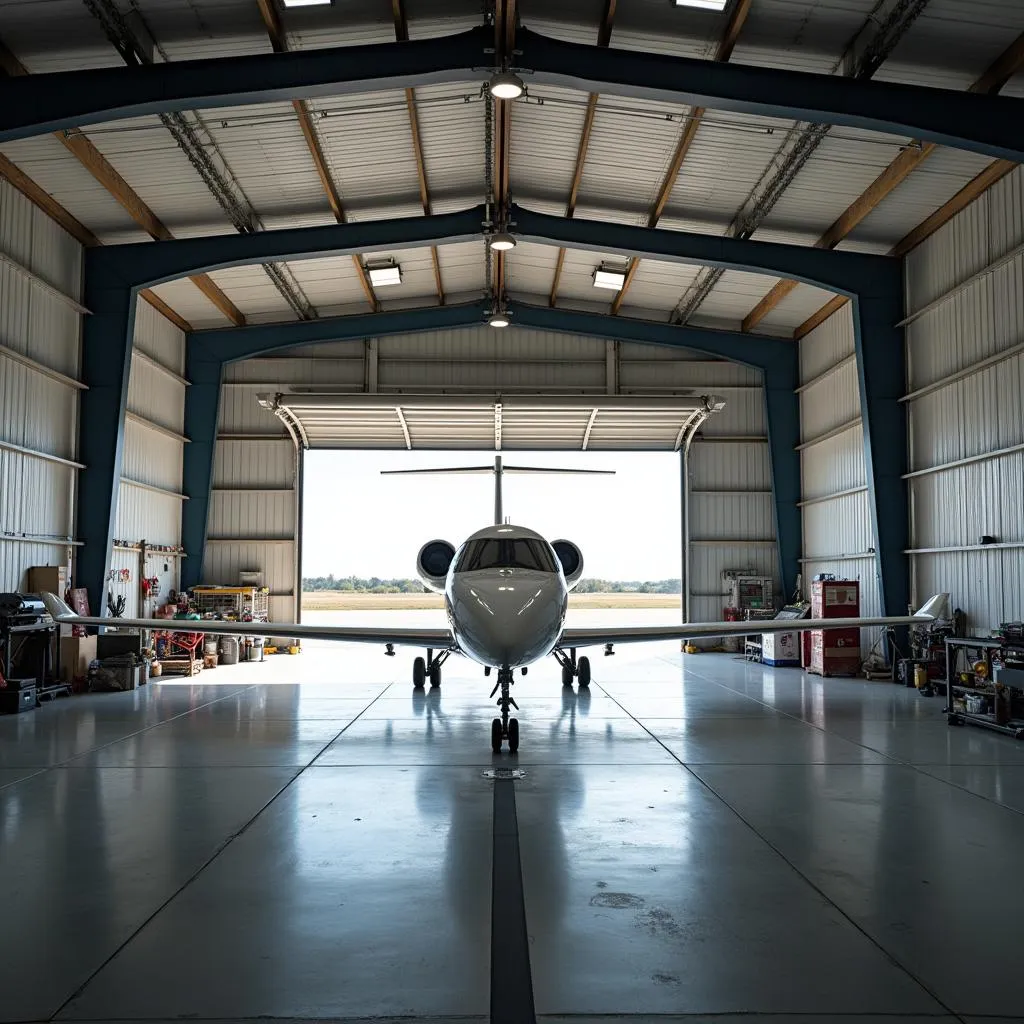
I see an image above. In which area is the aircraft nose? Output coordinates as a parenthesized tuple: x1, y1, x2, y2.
(453, 572, 564, 666)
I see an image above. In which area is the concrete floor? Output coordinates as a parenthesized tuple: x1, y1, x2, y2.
(3, 641, 1024, 1024)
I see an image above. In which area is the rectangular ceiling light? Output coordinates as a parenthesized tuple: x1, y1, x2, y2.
(673, 0, 728, 10)
(593, 266, 628, 291)
(282, 0, 331, 7)
(367, 261, 402, 287)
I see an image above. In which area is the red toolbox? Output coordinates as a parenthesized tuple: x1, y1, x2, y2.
(808, 580, 861, 677)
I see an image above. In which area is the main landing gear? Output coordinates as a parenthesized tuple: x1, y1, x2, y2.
(554, 647, 590, 688)
(413, 648, 450, 689)
(490, 666, 520, 754)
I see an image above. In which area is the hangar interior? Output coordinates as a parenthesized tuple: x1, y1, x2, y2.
(2, 0, 1024, 1021)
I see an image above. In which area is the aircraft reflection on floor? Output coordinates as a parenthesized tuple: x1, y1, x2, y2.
(402, 685, 590, 935)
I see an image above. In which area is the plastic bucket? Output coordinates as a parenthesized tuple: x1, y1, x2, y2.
(219, 636, 240, 666)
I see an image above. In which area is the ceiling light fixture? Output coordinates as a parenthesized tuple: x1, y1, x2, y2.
(489, 230, 517, 251)
(282, 0, 332, 7)
(488, 309, 511, 328)
(672, 0, 728, 10)
(593, 264, 628, 291)
(489, 70, 525, 100)
(366, 260, 402, 287)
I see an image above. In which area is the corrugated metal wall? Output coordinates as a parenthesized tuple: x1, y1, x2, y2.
(217, 326, 778, 624)
(111, 299, 187, 618)
(905, 166, 1024, 633)
(0, 179, 82, 593)
(798, 307, 882, 655)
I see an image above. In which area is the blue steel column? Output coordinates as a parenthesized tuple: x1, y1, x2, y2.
(77, 266, 136, 617)
(853, 282, 909, 616)
(180, 340, 224, 591)
(762, 358, 801, 604)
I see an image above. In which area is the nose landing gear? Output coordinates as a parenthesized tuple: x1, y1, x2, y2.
(490, 666, 520, 754)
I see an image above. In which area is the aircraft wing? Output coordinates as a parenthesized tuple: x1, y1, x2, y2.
(39, 595, 455, 649)
(558, 594, 949, 648)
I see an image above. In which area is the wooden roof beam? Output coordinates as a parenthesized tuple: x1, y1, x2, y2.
(610, 0, 752, 316)
(748, 30, 1024, 335)
(0, 36, 235, 329)
(0, 152, 194, 331)
(256, 0, 378, 312)
(392, 0, 444, 304)
(549, 0, 617, 307)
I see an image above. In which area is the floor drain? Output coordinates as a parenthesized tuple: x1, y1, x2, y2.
(483, 768, 526, 780)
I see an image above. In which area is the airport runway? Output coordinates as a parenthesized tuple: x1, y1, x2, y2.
(3, 641, 1024, 1023)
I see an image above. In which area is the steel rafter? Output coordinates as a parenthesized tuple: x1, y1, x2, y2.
(743, 26, 1024, 335)
(548, 0, 617, 307)
(2, 27, 1024, 163)
(610, 0, 752, 315)
(392, 0, 444, 304)
(256, 0, 378, 312)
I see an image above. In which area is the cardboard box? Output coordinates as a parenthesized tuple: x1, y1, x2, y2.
(28, 565, 68, 596)
(61, 635, 97, 682)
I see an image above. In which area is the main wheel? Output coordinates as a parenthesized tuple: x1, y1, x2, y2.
(491, 717, 504, 753)
(429, 662, 441, 688)
(562, 662, 574, 687)
(413, 656, 426, 688)
(507, 717, 520, 754)
(577, 655, 591, 688)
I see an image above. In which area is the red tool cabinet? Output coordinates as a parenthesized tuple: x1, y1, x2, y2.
(807, 580, 861, 677)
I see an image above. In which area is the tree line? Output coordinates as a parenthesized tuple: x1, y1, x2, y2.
(303, 574, 681, 594)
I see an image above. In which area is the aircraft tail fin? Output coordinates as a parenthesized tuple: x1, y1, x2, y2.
(383, 456, 614, 525)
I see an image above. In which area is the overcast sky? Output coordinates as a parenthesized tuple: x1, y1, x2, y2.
(303, 450, 682, 580)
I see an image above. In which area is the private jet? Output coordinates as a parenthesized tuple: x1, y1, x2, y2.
(42, 457, 946, 753)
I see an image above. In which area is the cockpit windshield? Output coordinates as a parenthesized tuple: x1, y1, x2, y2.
(455, 538, 557, 573)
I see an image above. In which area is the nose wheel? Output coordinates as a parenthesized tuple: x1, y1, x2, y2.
(490, 667, 520, 753)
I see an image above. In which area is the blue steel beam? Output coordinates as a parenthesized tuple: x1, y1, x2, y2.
(95, 207, 488, 290)
(181, 302, 491, 583)
(77, 272, 138, 619)
(518, 29, 1024, 164)
(511, 205, 887, 296)
(95, 204, 885, 298)
(2, 27, 1024, 163)
(0, 28, 490, 143)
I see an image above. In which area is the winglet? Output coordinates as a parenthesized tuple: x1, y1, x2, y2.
(915, 593, 950, 621)
(41, 591, 77, 622)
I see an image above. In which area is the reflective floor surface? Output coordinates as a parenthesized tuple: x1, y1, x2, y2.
(3, 640, 1024, 1024)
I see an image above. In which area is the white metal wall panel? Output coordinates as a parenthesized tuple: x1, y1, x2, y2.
(115, 486, 182, 549)
(208, 491, 296, 541)
(133, 300, 187, 374)
(799, 305, 879, 653)
(0, 360, 77, 459)
(689, 442, 771, 490)
(122, 420, 183, 495)
(801, 427, 868, 499)
(203, 541, 295, 599)
(904, 167, 1024, 629)
(800, 360, 861, 441)
(127, 358, 187, 436)
(113, 301, 186, 610)
(910, 453, 1024, 550)
(213, 440, 295, 489)
(0, 448, 74, 543)
(0, 180, 82, 593)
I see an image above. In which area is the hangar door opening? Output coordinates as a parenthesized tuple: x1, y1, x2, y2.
(207, 328, 778, 629)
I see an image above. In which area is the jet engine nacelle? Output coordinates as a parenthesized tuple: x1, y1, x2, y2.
(551, 539, 584, 589)
(417, 539, 456, 593)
